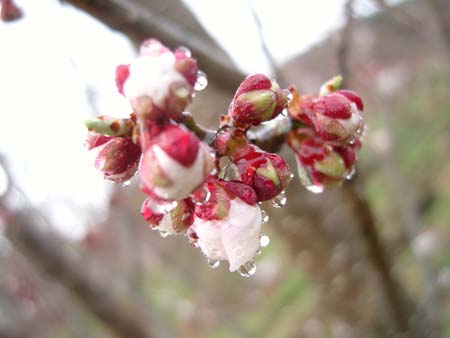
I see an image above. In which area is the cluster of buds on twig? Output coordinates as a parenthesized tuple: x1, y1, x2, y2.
(286, 76, 364, 192)
(84, 40, 364, 276)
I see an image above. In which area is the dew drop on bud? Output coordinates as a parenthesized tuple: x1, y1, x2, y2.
(261, 210, 269, 224)
(255, 248, 262, 255)
(283, 89, 293, 103)
(159, 230, 169, 238)
(239, 261, 256, 277)
(346, 167, 356, 180)
(121, 180, 131, 187)
(207, 258, 220, 269)
(259, 234, 270, 248)
(270, 191, 287, 208)
(194, 70, 208, 91)
(178, 46, 191, 57)
(193, 185, 211, 205)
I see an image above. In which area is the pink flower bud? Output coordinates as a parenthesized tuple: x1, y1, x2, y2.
(141, 197, 194, 234)
(303, 91, 364, 144)
(214, 126, 247, 156)
(191, 179, 261, 271)
(232, 144, 291, 201)
(115, 39, 198, 121)
(288, 128, 359, 191)
(140, 124, 213, 200)
(88, 134, 141, 183)
(1, 0, 22, 22)
(228, 74, 288, 126)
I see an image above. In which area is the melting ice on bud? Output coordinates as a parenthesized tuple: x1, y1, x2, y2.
(228, 74, 288, 126)
(191, 179, 262, 272)
(270, 190, 287, 208)
(259, 234, 270, 247)
(194, 70, 208, 91)
(140, 124, 214, 200)
(116, 39, 198, 121)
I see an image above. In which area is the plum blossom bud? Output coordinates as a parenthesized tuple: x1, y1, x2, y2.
(115, 39, 198, 121)
(191, 180, 261, 271)
(141, 197, 194, 234)
(87, 134, 141, 183)
(85, 115, 134, 137)
(140, 124, 214, 200)
(287, 128, 359, 191)
(304, 91, 364, 144)
(228, 74, 288, 126)
(1, 0, 22, 22)
(232, 144, 291, 201)
(214, 126, 247, 156)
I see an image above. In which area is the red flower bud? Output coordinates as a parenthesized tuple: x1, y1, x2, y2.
(140, 124, 213, 200)
(88, 135, 141, 183)
(228, 74, 288, 126)
(232, 144, 291, 201)
(214, 126, 247, 156)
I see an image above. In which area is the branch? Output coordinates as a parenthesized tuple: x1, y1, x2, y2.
(62, 0, 245, 92)
(1, 189, 176, 338)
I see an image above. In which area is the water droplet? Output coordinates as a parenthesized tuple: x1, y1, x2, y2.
(305, 184, 324, 194)
(178, 46, 191, 57)
(255, 248, 262, 255)
(194, 70, 208, 91)
(208, 258, 220, 269)
(261, 210, 269, 224)
(259, 235, 270, 247)
(239, 261, 256, 277)
(121, 180, 131, 187)
(270, 191, 287, 208)
(159, 230, 169, 238)
(283, 89, 293, 103)
(346, 166, 356, 180)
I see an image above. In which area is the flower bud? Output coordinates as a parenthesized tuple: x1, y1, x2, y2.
(140, 124, 214, 200)
(85, 115, 134, 137)
(305, 91, 364, 144)
(141, 197, 194, 234)
(88, 135, 141, 183)
(288, 129, 359, 191)
(232, 144, 291, 201)
(228, 74, 288, 126)
(116, 39, 198, 121)
(214, 126, 247, 156)
(1, 0, 22, 22)
(191, 179, 261, 271)
(319, 75, 343, 96)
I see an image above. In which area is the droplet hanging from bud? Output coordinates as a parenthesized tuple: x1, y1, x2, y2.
(177, 46, 191, 58)
(207, 258, 220, 269)
(283, 89, 293, 103)
(270, 190, 287, 208)
(239, 261, 256, 277)
(194, 70, 208, 91)
(261, 210, 269, 224)
(121, 180, 131, 187)
(259, 234, 270, 248)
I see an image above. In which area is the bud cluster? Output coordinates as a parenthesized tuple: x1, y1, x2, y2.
(84, 40, 364, 276)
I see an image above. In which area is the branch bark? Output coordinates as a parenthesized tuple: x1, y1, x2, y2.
(62, 0, 245, 92)
(1, 189, 176, 338)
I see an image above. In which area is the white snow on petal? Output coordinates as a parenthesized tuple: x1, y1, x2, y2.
(123, 53, 187, 108)
(152, 145, 206, 200)
(157, 213, 178, 236)
(192, 198, 262, 272)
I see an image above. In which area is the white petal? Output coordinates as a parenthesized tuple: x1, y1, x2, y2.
(192, 198, 262, 272)
(123, 53, 187, 108)
(157, 213, 178, 236)
(221, 199, 261, 271)
(152, 145, 206, 199)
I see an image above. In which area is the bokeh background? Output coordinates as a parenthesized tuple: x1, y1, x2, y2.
(0, 0, 449, 337)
